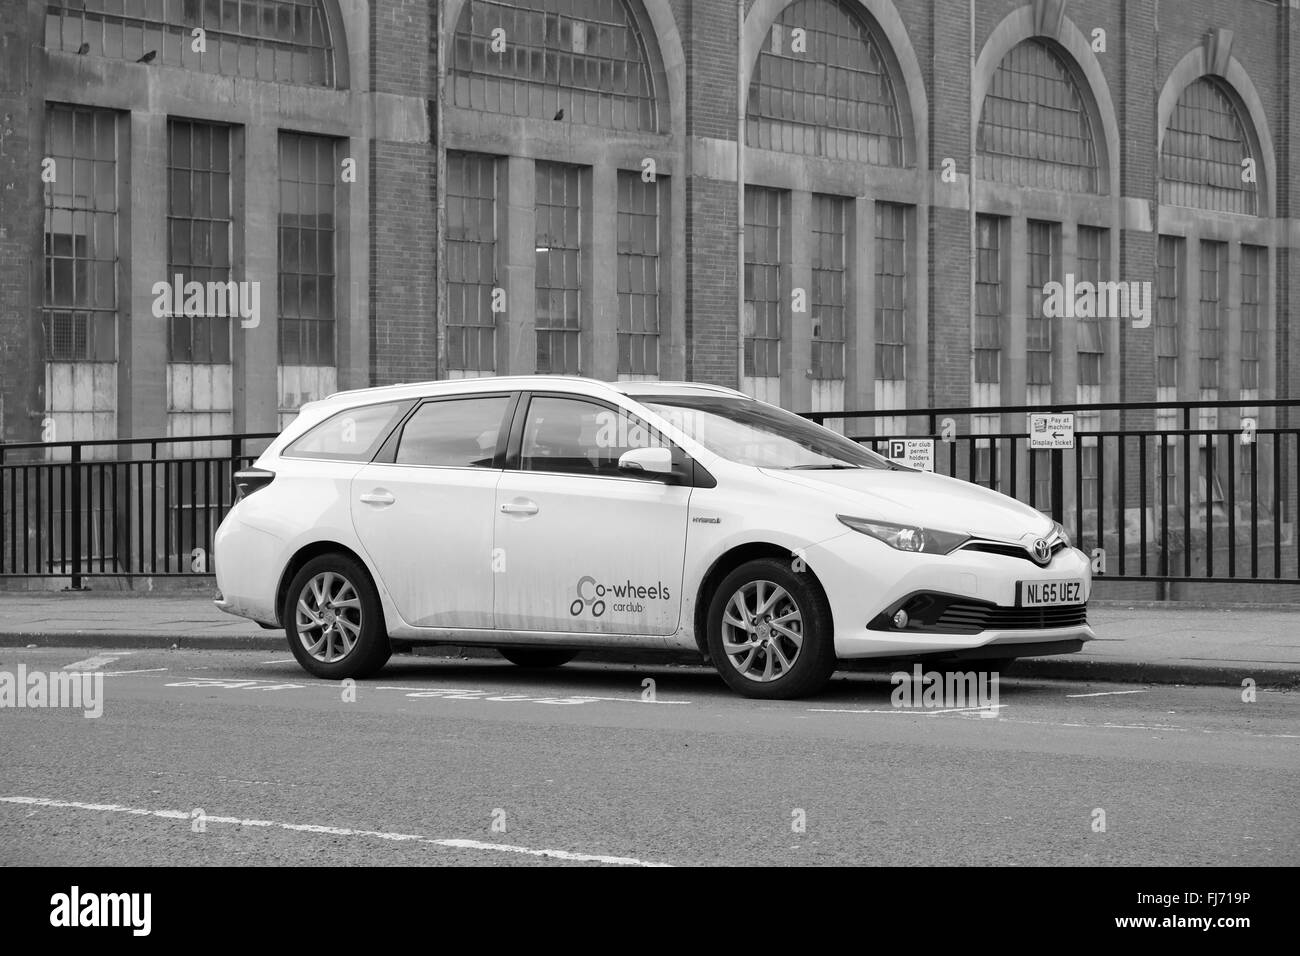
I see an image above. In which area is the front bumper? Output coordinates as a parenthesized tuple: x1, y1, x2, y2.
(806, 531, 1096, 659)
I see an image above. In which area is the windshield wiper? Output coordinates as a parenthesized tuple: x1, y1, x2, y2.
(787, 463, 860, 470)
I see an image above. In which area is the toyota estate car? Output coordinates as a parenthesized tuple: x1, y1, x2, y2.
(213, 376, 1094, 698)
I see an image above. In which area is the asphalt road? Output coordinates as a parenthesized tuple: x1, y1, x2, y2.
(1, 646, 1296, 866)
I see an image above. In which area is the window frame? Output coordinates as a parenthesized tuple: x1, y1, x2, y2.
(280, 399, 416, 463)
(278, 130, 340, 369)
(503, 391, 695, 485)
(446, 151, 502, 374)
(376, 391, 517, 471)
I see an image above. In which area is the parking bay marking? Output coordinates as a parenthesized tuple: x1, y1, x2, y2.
(63, 653, 131, 672)
(160, 677, 690, 706)
(375, 686, 691, 706)
(0, 796, 671, 868)
(810, 705, 1007, 717)
(1066, 689, 1149, 698)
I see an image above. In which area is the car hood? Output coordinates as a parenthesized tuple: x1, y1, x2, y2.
(760, 467, 1053, 541)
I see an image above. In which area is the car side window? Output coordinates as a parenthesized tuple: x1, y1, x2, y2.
(519, 396, 676, 477)
(283, 401, 409, 462)
(395, 395, 510, 468)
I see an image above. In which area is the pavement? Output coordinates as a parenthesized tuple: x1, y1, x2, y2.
(1, 645, 1297, 866)
(0, 591, 1298, 687)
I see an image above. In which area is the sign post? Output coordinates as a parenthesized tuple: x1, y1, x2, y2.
(1028, 414, 1075, 524)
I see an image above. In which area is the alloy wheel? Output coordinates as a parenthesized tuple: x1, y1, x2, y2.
(719, 579, 804, 682)
(295, 570, 362, 663)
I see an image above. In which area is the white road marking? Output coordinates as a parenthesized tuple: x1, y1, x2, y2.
(1066, 689, 1148, 698)
(810, 705, 1007, 717)
(995, 716, 1189, 733)
(63, 653, 131, 672)
(374, 686, 690, 705)
(100, 668, 169, 677)
(260, 659, 296, 664)
(166, 678, 304, 691)
(0, 796, 670, 867)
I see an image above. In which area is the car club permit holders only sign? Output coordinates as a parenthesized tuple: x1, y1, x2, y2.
(886, 439, 934, 472)
(1028, 413, 1075, 450)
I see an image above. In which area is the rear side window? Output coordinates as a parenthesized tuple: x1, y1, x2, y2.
(283, 401, 409, 462)
(395, 396, 510, 468)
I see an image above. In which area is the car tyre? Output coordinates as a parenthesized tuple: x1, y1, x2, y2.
(706, 558, 836, 699)
(498, 648, 578, 668)
(284, 553, 391, 679)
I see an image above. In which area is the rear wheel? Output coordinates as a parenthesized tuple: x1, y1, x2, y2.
(498, 648, 578, 668)
(706, 558, 836, 699)
(284, 554, 391, 679)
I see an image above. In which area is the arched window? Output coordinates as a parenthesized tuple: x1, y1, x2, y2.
(44, 0, 336, 87)
(977, 39, 1099, 192)
(1160, 76, 1258, 215)
(746, 0, 904, 165)
(450, 0, 660, 133)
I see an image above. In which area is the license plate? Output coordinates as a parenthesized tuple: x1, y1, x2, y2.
(1018, 579, 1083, 607)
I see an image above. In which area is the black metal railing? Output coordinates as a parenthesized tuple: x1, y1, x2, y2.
(2, 398, 1297, 589)
(803, 398, 1299, 588)
(0, 433, 276, 588)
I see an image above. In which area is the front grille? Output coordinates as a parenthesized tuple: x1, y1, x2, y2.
(960, 540, 1066, 565)
(869, 591, 1087, 635)
(937, 601, 1088, 633)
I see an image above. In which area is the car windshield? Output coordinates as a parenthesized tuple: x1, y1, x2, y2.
(634, 394, 894, 470)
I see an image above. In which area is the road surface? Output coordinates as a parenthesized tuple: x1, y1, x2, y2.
(1, 646, 1296, 866)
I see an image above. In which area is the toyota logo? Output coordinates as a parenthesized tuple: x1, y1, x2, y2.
(1032, 538, 1052, 564)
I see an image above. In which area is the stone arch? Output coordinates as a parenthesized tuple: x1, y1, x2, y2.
(44, 0, 346, 87)
(442, 0, 685, 140)
(1156, 44, 1276, 217)
(972, 6, 1118, 196)
(319, 0, 350, 89)
(742, 0, 928, 169)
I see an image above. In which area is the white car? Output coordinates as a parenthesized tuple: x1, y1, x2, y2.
(213, 376, 1094, 699)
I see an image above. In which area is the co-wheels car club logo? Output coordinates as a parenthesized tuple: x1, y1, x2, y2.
(569, 575, 672, 617)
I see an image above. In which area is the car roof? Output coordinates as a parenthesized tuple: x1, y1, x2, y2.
(316, 376, 744, 409)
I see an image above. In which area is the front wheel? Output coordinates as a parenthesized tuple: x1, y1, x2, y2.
(284, 554, 391, 679)
(706, 558, 836, 699)
(498, 648, 578, 668)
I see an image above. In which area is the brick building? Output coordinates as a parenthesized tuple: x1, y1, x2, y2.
(1, 0, 1297, 456)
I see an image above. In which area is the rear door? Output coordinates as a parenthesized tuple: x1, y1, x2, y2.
(493, 393, 691, 635)
(350, 392, 515, 629)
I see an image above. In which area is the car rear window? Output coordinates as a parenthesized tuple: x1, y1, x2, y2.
(283, 401, 410, 462)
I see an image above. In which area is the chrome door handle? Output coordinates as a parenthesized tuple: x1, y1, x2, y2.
(500, 500, 539, 515)
(359, 491, 395, 505)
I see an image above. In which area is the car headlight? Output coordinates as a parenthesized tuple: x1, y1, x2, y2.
(1051, 521, 1071, 549)
(836, 515, 970, 555)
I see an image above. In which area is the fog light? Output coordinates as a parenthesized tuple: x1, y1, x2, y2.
(892, 609, 909, 629)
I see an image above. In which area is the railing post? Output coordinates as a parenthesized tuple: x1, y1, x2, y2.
(1050, 406, 1064, 524)
(68, 443, 84, 591)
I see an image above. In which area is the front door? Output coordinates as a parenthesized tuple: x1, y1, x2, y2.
(494, 394, 691, 635)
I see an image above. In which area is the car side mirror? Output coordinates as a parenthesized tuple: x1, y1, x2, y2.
(617, 446, 674, 476)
